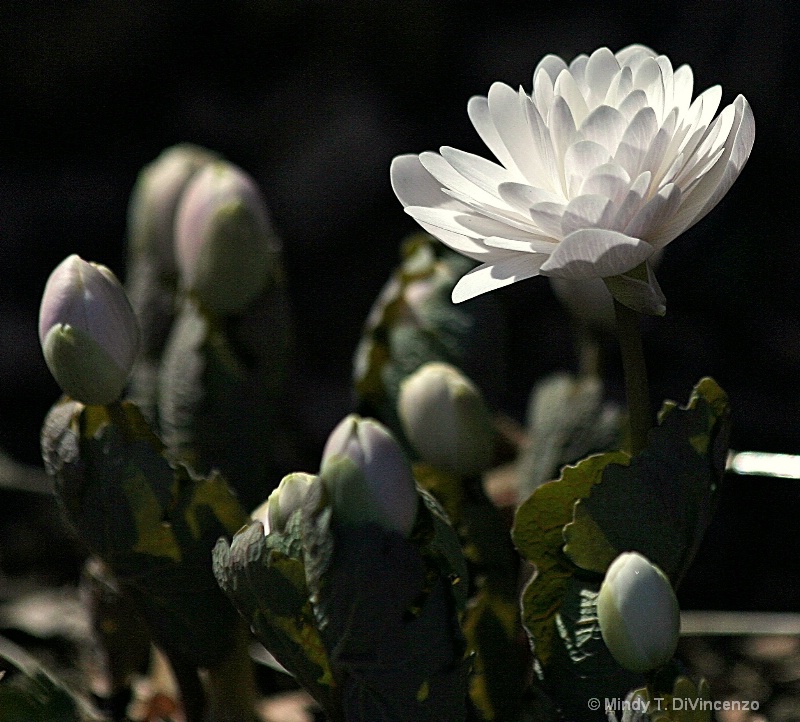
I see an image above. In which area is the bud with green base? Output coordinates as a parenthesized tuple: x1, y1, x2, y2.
(398, 362, 494, 477)
(156, 157, 292, 511)
(175, 161, 278, 316)
(597, 552, 681, 674)
(127, 143, 221, 273)
(251, 472, 316, 536)
(320, 414, 419, 536)
(125, 144, 220, 423)
(39, 255, 140, 406)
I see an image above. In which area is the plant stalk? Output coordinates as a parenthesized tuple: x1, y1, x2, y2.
(613, 299, 652, 455)
(166, 655, 205, 722)
(205, 619, 259, 721)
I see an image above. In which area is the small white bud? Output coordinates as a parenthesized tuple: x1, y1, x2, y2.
(251, 473, 316, 536)
(39, 255, 140, 405)
(597, 552, 680, 673)
(398, 362, 494, 476)
(321, 414, 418, 536)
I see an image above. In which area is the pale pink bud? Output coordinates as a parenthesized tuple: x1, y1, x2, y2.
(175, 161, 275, 315)
(321, 414, 418, 536)
(39, 255, 140, 405)
(127, 144, 220, 271)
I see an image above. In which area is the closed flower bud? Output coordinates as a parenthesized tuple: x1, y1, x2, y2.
(321, 414, 418, 536)
(39, 255, 140, 405)
(127, 143, 220, 271)
(597, 552, 680, 673)
(398, 362, 494, 476)
(175, 161, 276, 315)
(251, 473, 316, 535)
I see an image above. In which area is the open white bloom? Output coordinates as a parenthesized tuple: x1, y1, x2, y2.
(391, 45, 754, 314)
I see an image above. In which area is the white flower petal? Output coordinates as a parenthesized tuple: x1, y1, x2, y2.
(483, 236, 557, 254)
(405, 205, 539, 242)
(633, 56, 665, 120)
(672, 64, 694, 118)
(677, 85, 723, 158)
(554, 69, 590, 126)
(467, 95, 517, 172)
(391, 154, 455, 209)
(497, 182, 563, 212)
(419, 151, 503, 210)
(522, 95, 562, 193)
(414, 220, 492, 260)
(675, 145, 725, 192)
(652, 95, 754, 245)
(562, 194, 615, 235)
(657, 56, 674, 112)
(625, 183, 682, 241)
(540, 228, 654, 279)
(617, 89, 649, 121)
(615, 106, 658, 177)
(488, 83, 548, 185)
(549, 96, 579, 191)
(441, 187, 547, 233)
(533, 67, 555, 115)
(569, 54, 590, 93)
(534, 54, 568, 83)
(681, 101, 735, 181)
(580, 105, 628, 155)
(585, 47, 620, 107)
(529, 201, 567, 238)
(641, 108, 678, 188)
(452, 253, 547, 302)
(439, 146, 516, 199)
(615, 45, 657, 66)
(612, 171, 651, 230)
(564, 140, 612, 198)
(579, 163, 631, 204)
(605, 66, 633, 106)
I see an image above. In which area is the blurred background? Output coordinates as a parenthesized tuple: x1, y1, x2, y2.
(0, 0, 798, 610)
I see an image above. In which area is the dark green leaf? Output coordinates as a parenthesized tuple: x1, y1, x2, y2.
(512, 450, 628, 666)
(563, 377, 730, 582)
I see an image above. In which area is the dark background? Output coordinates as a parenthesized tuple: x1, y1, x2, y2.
(1, 1, 798, 606)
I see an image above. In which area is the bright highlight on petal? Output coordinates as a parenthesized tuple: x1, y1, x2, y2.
(391, 45, 755, 313)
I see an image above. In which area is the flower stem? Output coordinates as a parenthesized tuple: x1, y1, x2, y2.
(613, 299, 652, 455)
(165, 655, 205, 722)
(206, 619, 259, 721)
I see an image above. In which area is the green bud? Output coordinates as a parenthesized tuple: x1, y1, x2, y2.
(175, 161, 277, 315)
(320, 414, 418, 536)
(597, 552, 680, 673)
(39, 255, 140, 405)
(398, 362, 494, 476)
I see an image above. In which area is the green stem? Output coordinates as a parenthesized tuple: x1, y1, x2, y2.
(205, 620, 259, 722)
(165, 655, 205, 722)
(613, 300, 652, 455)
